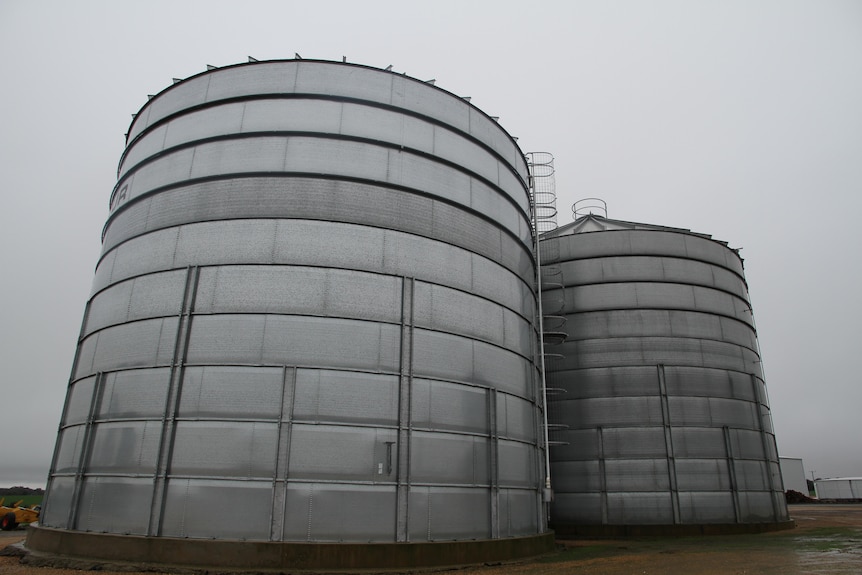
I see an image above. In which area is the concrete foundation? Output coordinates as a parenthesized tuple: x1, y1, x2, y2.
(25, 526, 556, 572)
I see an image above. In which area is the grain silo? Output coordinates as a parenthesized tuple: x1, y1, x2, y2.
(541, 210, 792, 535)
(27, 59, 553, 570)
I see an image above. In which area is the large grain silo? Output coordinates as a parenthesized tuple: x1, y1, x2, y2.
(28, 59, 553, 570)
(541, 212, 792, 535)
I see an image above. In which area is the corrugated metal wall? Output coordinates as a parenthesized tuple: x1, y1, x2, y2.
(42, 60, 545, 542)
(543, 224, 790, 526)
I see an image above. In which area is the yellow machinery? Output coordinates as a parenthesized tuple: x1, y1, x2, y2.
(0, 498, 40, 530)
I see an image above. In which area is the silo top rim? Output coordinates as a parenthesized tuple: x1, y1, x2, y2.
(541, 213, 737, 251)
(815, 477, 862, 481)
(126, 58, 524, 156)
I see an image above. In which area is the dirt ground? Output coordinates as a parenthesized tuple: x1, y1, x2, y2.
(1, 504, 860, 575)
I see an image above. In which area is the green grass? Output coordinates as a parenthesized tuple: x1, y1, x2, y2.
(0, 494, 42, 508)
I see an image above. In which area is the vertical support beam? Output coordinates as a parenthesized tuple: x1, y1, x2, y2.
(148, 265, 200, 536)
(270, 366, 296, 541)
(66, 370, 106, 530)
(723, 425, 742, 523)
(657, 364, 680, 524)
(488, 388, 499, 538)
(395, 277, 415, 541)
(597, 426, 608, 525)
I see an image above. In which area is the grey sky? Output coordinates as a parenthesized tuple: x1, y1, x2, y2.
(1, 0, 860, 487)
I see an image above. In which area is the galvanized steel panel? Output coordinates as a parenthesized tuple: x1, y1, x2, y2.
(677, 492, 736, 523)
(164, 101, 246, 149)
(736, 491, 778, 521)
(604, 459, 670, 491)
(563, 310, 755, 347)
(99, 369, 172, 419)
(410, 432, 489, 485)
(289, 425, 397, 482)
(730, 429, 767, 459)
(550, 461, 601, 492)
(551, 366, 660, 399)
(293, 369, 399, 426)
(670, 427, 727, 458)
(734, 460, 769, 490)
(118, 147, 195, 207)
(557, 337, 757, 372)
(175, 220, 278, 267)
(433, 127, 499, 184)
(664, 365, 756, 401)
(683, 234, 744, 275)
(411, 380, 488, 434)
(497, 394, 536, 442)
(548, 429, 599, 461)
(413, 282, 530, 356)
(668, 396, 758, 428)
(194, 266, 402, 324)
(282, 483, 397, 542)
(130, 62, 528, 187)
(551, 493, 603, 524)
(410, 330, 473, 383)
(294, 62, 394, 105)
(179, 366, 284, 419)
(87, 421, 160, 474)
(75, 477, 153, 535)
(129, 74, 212, 140)
(97, 219, 534, 319)
(206, 63, 297, 102)
(674, 459, 732, 491)
(100, 228, 181, 288)
(192, 137, 288, 178)
(40, 477, 74, 528)
(408, 486, 491, 541)
(498, 440, 536, 488)
(555, 397, 664, 428)
(340, 102, 433, 152)
(170, 421, 278, 478)
(63, 376, 96, 425)
(119, 123, 168, 177)
(468, 106, 527, 180)
(245, 98, 343, 133)
(397, 71, 470, 129)
(186, 314, 401, 373)
(118, 140, 526, 237)
(161, 479, 272, 540)
(606, 492, 674, 524)
(499, 489, 539, 536)
(557, 230, 743, 274)
(470, 178, 522, 235)
(601, 427, 667, 458)
(53, 426, 85, 474)
(559, 256, 746, 294)
(563, 284, 751, 326)
(85, 270, 186, 335)
(473, 340, 532, 394)
(75, 317, 179, 379)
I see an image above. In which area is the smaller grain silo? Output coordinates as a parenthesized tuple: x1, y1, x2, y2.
(542, 212, 792, 535)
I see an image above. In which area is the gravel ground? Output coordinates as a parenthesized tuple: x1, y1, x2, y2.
(1, 505, 860, 575)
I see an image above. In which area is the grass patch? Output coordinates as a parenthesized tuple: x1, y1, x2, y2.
(792, 527, 862, 552)
(0, 495, 42, 508)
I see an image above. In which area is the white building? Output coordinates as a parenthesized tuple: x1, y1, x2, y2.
(778, 457, 808, 495)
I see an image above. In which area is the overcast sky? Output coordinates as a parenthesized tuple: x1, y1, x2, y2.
(1, 0, 860, 487)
